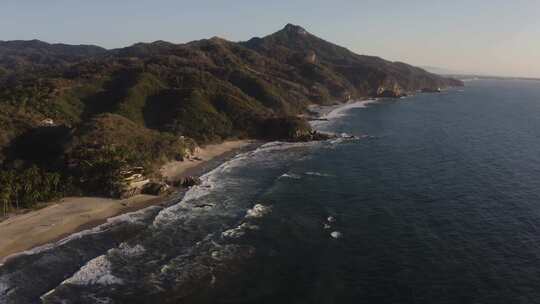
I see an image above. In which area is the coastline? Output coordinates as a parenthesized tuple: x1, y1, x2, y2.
(0, 139, 255, 263)
(308, 98, 378, 129)
(0, 99, 382, 263)
(160, 140, 255, 183)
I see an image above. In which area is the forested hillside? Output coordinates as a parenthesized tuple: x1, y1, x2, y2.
(0, 24, 463, 212)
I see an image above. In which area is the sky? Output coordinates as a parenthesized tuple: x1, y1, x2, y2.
(2, 0, 540, 78)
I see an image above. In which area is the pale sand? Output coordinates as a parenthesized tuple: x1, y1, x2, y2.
(0, 195, 160, 263)
(0, 140, 252, 263)
(160, 140, 253, 182)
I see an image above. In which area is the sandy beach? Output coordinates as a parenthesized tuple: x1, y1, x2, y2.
(0, 139, 252, 263)
(160, 140, 253, 182)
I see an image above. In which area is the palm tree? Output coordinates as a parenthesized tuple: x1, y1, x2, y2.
(0, 189, 11, 216)
(3, 171, 20, 210)
(49, 173, 61, 195)
(0, 172, 13, 216)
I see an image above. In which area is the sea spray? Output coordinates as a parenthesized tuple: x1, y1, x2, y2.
(35, 139, 325, 303)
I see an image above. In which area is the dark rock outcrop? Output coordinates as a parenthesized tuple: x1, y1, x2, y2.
(376, 84, 406, 98)
(142, 182, 170, 195)
(181, 176, 202, 188)
(421, 87, 442, 93)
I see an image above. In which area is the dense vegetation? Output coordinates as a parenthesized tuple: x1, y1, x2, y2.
(0, 166, 66, 215)
(0, 24, 463, 213)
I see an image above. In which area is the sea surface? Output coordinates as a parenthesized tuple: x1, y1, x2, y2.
(3, 80, 540, 303)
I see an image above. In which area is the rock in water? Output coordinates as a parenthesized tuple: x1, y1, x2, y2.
(181, 176, 202, 188)
(142, 182, 170, 195)
(330, 231, 342, 239)
(327, 216, 336, 223)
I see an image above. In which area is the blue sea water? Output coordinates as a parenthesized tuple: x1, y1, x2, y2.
(2, 80, 540, 303)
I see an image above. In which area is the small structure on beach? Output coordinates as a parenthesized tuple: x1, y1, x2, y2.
(119, 167, 150, 198)
(40, 118, 55, 127)
(341, 90, 352, 101)
(142, 181, 170, 195)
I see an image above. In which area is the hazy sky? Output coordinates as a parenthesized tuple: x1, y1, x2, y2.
(2, 0, 539, 77)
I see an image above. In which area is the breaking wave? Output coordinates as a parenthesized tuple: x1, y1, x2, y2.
(1, 139, 323, 303)
(62, 255, 123, 286)
(304, 171, 334, 177)
(310, 99, 378, 129)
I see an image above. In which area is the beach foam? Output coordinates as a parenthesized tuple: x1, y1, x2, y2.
(221, 223, 260, 239)
(245, 204, 272, 219)
(63, 255, 123, 286)
(0, 276, 9, 300)
(330, 231, 342, 239)
(114, 243, 146, 258)
(310, 99, 378, 129)
(153, 140, 318, 228)
(324, 99, 377, 119)
(1, 135, 327, 302)
(305, 171, 333, 177)
(3, 205, 161, 262)
(279, 173, 302, 179)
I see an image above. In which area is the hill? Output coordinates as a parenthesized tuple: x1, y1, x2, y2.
(0, 40, 106, 73)
(0, 24, 463, 210)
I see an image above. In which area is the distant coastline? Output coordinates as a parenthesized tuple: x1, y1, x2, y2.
(446, 74, 540, 82)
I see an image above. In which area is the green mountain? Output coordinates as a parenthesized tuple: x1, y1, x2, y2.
(0, 39, 106, 72)
(0, 24, 462, 206)
(243, 24, 462, 98)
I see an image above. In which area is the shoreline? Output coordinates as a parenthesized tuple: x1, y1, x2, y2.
(308, 98, 378, 129)
(0, 139, 256, 263)
(0, 97, 389, 263)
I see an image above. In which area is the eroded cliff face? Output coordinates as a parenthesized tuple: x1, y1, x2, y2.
(377, 82, 405, 98)
(304, 50, 317, 64)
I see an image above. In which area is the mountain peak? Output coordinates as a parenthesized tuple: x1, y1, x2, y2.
(0, 39, 50, 48)
(209, 36, 228, 43)
(282, 23, 309, 35)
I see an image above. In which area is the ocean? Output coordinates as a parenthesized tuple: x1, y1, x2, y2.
(2, 80, 540, 303)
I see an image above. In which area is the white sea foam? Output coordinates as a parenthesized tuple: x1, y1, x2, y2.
(114, 243, 146, 258)
(151, 153, 249, 227)
(164, 143, 265, 205)
(324, 99, 377, 119)
(279, 173, 302, 179)
(310, 99, 378, 129)
(0, 276, 9, 298)
(245, 204, 272, 219)
(3, 206, 161, 262)
(305, 171, 333, 177)
(329, 138, 344, 145)
(153, 140, 316, 227)
(210, 244, 256, 261)
(330, 231, 342, 239)
(257, 141, 317, 153)
(63, 255, 123, 286)
(40, 288, 57, 301)
(4, 109, 353, 301)
(221, 222, 260, 239)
